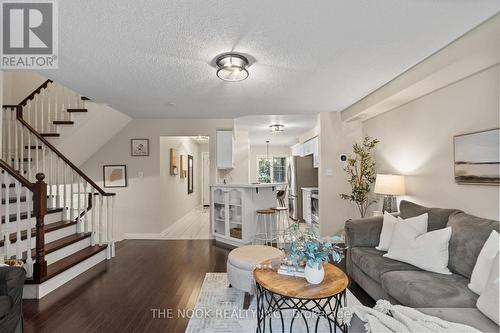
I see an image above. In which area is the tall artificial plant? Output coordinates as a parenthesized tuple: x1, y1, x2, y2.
(340, 136, 379, 218)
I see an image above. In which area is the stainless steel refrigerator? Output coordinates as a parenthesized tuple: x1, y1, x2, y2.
(287, 155, 318, 221)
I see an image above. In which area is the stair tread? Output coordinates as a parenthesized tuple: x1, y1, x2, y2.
(24, 145, 42, 149)
(13, 232, 91, 261)
(26, 245, 107, 284)
(0, 220, 76, 247)
(40, 133, 60, 137)
(1, 207, 64, 224)
(67, 108, 88, 112)
(53, 120, 74, 125)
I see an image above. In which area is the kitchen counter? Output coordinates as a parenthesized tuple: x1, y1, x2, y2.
(211, 183, 285, 188)
(301, 187, 318, 191)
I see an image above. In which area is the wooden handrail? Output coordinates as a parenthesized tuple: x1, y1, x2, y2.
(5, 105, 115, 196)
(19, 79, 53, 106)
(0, 159, 34, 190)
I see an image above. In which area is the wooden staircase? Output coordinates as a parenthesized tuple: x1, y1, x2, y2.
(1, 80, 116, 299)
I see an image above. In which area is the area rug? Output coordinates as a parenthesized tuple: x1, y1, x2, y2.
(185, 273, 361, 333)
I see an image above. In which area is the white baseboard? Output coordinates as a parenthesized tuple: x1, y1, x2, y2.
(122, 232, 164, 240)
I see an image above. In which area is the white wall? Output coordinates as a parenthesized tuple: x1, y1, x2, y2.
(159, 137, 201, 231)
(363, 65, 500, 220)
(2, 71, 46, 105)
(249, 145, 291, 183)
(319, 112, 363, 236)
(81, 118, 233, 239)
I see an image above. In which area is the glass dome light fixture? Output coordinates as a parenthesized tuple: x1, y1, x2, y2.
(270, 124, 285, 133)
(216, 53, 249, 82)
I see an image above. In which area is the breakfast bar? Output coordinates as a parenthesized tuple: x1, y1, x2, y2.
(211, 183, 284, 247)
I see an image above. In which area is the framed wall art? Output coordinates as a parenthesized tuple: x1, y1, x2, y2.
(103, 165, 127, 188)
(170, 148, 178, 175)
(187, 155, 194, 194)
(454, 128, 499, 185)
(131, 139, 149, 156)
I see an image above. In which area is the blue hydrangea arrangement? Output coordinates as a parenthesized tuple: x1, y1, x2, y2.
(284, 224, 345, 270)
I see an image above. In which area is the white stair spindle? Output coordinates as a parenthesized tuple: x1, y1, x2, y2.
(27, 130, 32, 181)
(63, 164, 67, 220)
(98, 195, 103, 246)
(35, 138, 39, 174)
(7, 109, 12, 164)
(111, 196, 115, 257)
(25, 188, 33, 278)
(20, 125, 24, 174)
(34, 97, 38, 131)
(54, 83, 58, 121)
(14, 119, 18, 170)
(77, 176, 82, 232)
(70, 172, 75, 221)
(83, 182, 89, 232)
(3, 173, 11, 259)
(40, 89, 45, 133)
(48, 152, 53, 208)
(42, 146, 46, 178)
(14, 181, 22, 260)
(91, 189, 96, 246)
(55, 157, 60, 208)
(106, 196, 112, 259)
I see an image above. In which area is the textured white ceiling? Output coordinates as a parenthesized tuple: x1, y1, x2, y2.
(43, 1, 500, 118)
(235, 115, 318, 146)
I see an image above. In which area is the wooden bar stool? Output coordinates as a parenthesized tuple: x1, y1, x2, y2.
(254, 209, 277, 245)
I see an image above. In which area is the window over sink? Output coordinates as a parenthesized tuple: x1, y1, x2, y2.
(257, 156, 287, 183)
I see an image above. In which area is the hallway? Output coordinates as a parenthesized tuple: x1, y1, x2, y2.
(163, 207, 212, 240)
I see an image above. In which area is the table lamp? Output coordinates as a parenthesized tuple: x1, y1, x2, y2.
(374, 174, 405, 213)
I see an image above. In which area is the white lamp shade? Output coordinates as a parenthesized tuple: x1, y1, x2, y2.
(374, 174, 406, 195)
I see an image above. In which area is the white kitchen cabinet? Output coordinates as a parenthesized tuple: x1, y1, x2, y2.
(311, 137, 319, 168)
(291, 143, 303, 156)
(216, 130, 235, 169)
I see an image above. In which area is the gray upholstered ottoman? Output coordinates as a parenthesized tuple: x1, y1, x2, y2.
(227, 245, 282, 308)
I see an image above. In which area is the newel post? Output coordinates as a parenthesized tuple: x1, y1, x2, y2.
(33, 173, 47, 283)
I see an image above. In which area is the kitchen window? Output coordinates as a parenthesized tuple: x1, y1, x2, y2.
(257, 156, 287, 183)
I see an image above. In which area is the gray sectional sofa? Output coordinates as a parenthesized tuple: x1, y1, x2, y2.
(345, 200, 499, 332)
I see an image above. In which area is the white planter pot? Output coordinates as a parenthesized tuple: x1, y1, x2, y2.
(304, 264, 325, 284)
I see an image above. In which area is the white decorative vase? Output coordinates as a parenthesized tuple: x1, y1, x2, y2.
(304, 264, 325, 284)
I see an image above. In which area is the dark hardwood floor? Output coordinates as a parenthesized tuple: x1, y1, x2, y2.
(23, 240, 373, 333)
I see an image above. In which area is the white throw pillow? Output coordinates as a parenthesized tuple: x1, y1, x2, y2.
(376, 212, 428, 251)
(468, 230, 500, 295)
(477, 253, 499, 325)
(384, 223, 452, 274)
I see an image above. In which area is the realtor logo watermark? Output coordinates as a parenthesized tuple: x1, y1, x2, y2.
(1, 0, 58, 69)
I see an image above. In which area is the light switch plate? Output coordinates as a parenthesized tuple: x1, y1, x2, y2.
(325, 168, 333, 176)
(138, 171, 144, 179)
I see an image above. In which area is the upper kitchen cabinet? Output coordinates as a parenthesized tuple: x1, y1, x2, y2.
(216, 130, 235, 169)
(291, 143, 303, 156)
(302, 137, 320, 168)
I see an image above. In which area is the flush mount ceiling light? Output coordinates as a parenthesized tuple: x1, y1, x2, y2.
(194, 135, 209, 141)
(270, 124, 285, 133)
(216, 53, 249, 82)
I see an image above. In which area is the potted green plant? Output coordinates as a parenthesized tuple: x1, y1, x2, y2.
(284, 225, 344, 284)
(340, 136, 379, 218)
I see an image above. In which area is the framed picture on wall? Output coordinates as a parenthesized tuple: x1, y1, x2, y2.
(180, 155, 187, 178)
(103, 165, 127, 187)
(170, 148, 178, 175)
(454, 128, 500, 185)
(187, 155, 194, 194)
(131, 139, 149, 156)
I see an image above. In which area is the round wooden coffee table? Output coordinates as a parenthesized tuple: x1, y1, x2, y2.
(254, 259, 349, 333)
